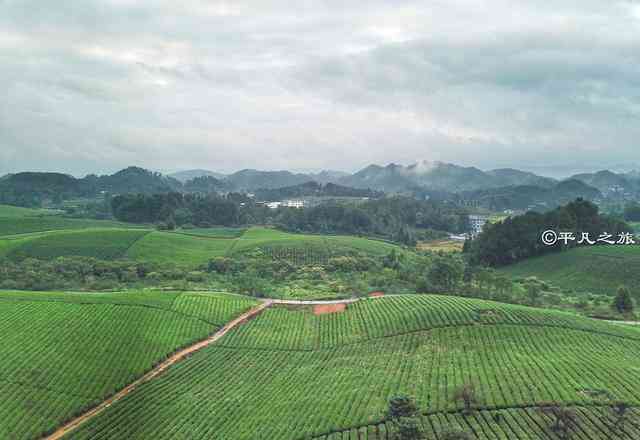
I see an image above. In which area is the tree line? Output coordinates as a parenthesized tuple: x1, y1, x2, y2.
(111, 193, 469, 245)
(465, 199, 632, 267)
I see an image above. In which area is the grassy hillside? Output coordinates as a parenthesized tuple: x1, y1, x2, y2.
(499, 245, 640, 297)
(125, 231, 235, 265)
(0, 204, 139, 236)
(66, 294, 640, 440)
(6, 229, 150, 261)
(0, 226, 406, 267)
(0, 204, 57, 217)
(0, 289, 256, 439)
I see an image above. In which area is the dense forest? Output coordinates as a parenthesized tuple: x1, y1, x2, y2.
(110, 193, 468, 245)
(465, 199, 632, 266)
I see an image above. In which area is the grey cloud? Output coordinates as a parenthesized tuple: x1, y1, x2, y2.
(1, 0, 640, 176)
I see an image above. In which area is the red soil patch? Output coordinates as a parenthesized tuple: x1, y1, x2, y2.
(313, 303, 347, 315)
(368, 291, 385, 298)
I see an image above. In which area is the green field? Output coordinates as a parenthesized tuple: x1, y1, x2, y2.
(175, 227, 246, 238)
(0, 204, 140, 236)
(125, 231, 235, 265)
(499, 245, 640, 297)
(63, 294, 640, 440)
(0, 225, 405, 267)
(0, 204, 59, 218)
(0, 289, 256, 439)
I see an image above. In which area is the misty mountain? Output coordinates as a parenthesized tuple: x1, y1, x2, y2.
(253, 181, 382, 201)
(183, 175, 231, 193)
(460, 179, 602, 211)
(569, 170, 637, 195)
(338, 161, 558, 193)
(306, 170, 350, 184)
(225, 169, 315, 191)
(485, 168, 557, 188)
(169, 169, 227, 182)
(338, 164, 417, 192)
(84, 167, 182, 194)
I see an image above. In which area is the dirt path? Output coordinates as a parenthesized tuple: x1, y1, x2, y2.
(43, 300, 273, 440)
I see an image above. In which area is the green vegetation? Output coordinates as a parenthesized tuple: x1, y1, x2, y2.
(0, 289, 256, 439)
(65, 295, 640, 440)
(499, 245, 640, 298)
(0, 204, 57, 217)
(466, 199, 631, 267)
(0, 216, 139, 236)
(7, 229, 150, 261)
(126, 231, 234, 265)
(175, 227, 246, 238)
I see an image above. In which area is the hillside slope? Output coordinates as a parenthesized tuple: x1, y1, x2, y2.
(65, 294, 640, 440)
(0, 290, 257, 439)
(499, 245, 640, 297)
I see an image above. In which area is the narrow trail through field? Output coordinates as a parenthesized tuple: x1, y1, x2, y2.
(43, 300, 273, 440)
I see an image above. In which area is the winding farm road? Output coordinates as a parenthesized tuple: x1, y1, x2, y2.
(43, 299, 273, 440)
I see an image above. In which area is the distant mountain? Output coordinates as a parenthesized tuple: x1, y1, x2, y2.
(486, 168, 557, 188)
(461, 179, 602, 211)
(338, 164, 416, 192)
(569, 170, 637, 195)
(225, 169, 314, 191)
(253, 181, 382, 201)
(0, 167, 182, 207)
(339, 161, 557, 193)
(306, 170, 350, 184)
(183, 175, 230, 193)
(85, 167, 181, 194)
(169, 169, 227, 183)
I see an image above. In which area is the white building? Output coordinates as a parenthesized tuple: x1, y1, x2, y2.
(469, 215, 489, 237)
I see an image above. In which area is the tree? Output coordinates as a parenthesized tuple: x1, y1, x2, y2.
(537, 402, 578, 439)
(612, 286, 634, 314)
(395, 417, 424, 440)
(427, 257, 464, 292)
(610, 400, 630, 432)
(453, 383, 478, 415)
(387, 396, 419, 419)
(387, 396, 424, 440)
(526, 280, 542, 306)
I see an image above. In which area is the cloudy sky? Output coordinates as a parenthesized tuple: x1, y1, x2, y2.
(2, 0, 640, 177)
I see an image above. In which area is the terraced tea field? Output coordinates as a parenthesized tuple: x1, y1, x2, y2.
(59, 295, 640, 440)
(499, 245, 640, 297)
(0, 225, 405, 266)
(0, 290, 256, 439)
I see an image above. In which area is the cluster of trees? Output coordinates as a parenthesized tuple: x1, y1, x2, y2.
(111, 193, 468, 245)
(0, 167, 182, 207)
(624, 202, 640, 222)
(386, 392, 630, 440)
(111, 192, 263, 226)
(465, 199, 631, 267)
(277, 197, 469, 245)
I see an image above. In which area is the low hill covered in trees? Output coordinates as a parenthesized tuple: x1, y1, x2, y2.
(465, 198, 632, 266)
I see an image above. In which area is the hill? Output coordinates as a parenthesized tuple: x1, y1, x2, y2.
(168, 169, 227, 182)
(338, 161, 559, 194)
(0, 226, 405, 267)
(460, 179, 602, 211)
(253, 181, 382, 201)
(225, 169, 316, 190)
(60, 294, 640, 439)
(0, 289, 257, 439)
(570, 170, 639, 197)
(499, 245, 640, 297)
